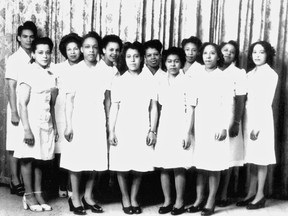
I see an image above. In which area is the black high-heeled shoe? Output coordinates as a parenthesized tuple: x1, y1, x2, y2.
(246, 197, 266, 210)
(132, 206, 142, 214)
(82, 197, 103, 213)
(236, 195, 255, 207)
(158, 204, 173, 214)
(187, 201, 205, 213)
(68, 197, 86, 215)
(10, 181, 25, 196)
(201, 205, 215, 216)
(171, 206, 186, 215)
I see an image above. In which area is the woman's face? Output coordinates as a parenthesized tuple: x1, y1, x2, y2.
(203, 45, 218, 70)
(165, 54, 181, 76)
(145, 47, 161, 68)
(81, 37, 99, 62)
(125, 48, 141, 72)
(252, 44, 267, 67)
(221, 43, 236, 65)
(32, 44, 51, 68)
(66, 42, 81, 63)
(103, 42, 121, 63)
(184, 42, 198, 63)
(18, 29, 35, 50)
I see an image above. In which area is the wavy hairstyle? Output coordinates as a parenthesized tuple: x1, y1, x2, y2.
(161, 47, 186, 71)
(199, 42, 224, 68)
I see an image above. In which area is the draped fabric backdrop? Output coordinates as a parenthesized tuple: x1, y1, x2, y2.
(0, 0, 288, 198)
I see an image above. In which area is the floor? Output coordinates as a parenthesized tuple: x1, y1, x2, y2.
(1, 184, 288, 216)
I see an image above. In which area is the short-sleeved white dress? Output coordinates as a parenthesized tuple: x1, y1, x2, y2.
(153, 70, 195, 169)
(109, 69, 155, 172)
(14, 63, 56, 160)
(243, 64, 278, 165)
(193, 67, 232, 171)
(60, 61, 108, 172)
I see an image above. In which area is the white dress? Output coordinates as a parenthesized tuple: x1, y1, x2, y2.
(185, 61, 203, 78)
(5, 47, 30, 151)
(14, 63, 56, 160)
(154, 71, 195, 169)
(109, 69, 155, 172)
(60, 61, 108, 172)
(243, 64, 278, 165)
(193, 67, 231, 171)
(223, 63, 247, 167)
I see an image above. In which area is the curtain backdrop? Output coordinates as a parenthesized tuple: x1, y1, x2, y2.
(1, 0, 288, 198)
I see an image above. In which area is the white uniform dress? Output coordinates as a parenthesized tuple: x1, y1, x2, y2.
(5, 47, 30, 151)
(243, 64, 278, 165)
(193, 67, 231, 171)
(154, 70, 195, 169)
(223, 63, 247, 167)
(14, 63, 56, 160)
(185, 61, 203, 78)
(109, 69, 155, 172)
(53, 60, 76, 153)
(60, 61, 108, 172)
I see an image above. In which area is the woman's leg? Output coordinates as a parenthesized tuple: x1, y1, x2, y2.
(117, 171, 131, 207)
(205, 171, 220, 209)
(9, 151, 22, 185)
(70, 171, 82, 207)
(160, 169, 172, 206)
(251, 165, 267, 203)
(33, 160, 46, 204)
(174, 168, 186, 208)
(192, 170, 205, 207)
(219, 168, 232, 201)
(130, 171, 143, 207)
(244, 164, 257, 200)
(84, 171, 97, 205)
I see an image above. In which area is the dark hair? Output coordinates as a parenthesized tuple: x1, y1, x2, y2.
(161, 47, 186, 71)
(143, 39, 163, 54)
(219, 40, 240, 66)
(59, 33, 82, 59)
(31, 37, 53, 53)
(181, 36, 202, 50)
(102, 34, 123, 51)
(199, 42, 224, 67)
(117, 41, 145, 74)
(247, 41, 275, 71)
(17, 21, 37, 42)
(82, 31, 102, 55)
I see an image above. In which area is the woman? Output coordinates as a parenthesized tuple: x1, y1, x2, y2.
(54, 33, 83, 198)
(181, 36, 202, 77)
(108, 41, 155, 214)
(188, 43, 231, 216)
(236, 41, 278, 210)
(216, 40, 246, 207)
(16, 37, 57, 212)
(151, 47, 195, 215)
(5, 21, 37, 196)
(60, 31, 107, 215)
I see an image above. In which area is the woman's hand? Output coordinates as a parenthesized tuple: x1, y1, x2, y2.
(146, 131, 157, 147)
(183, 133, 193, 150)
(24, 130, 35, 146)
(250, 129, 260, 141)
(11, 111, 20, 126)
(64, 127, 73, 142)
(109, 131, 118, 146)
(215, 129, 227, 141)
(54, 128, 59, 143)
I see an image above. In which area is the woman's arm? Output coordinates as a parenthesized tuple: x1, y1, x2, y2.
(147, 99, 158, 147)
(7, 79, 20, 126)
(64, 92, 75, 142)
(229, 95, 246, 137)
(183, 105, 195, 149)
(104, 90, 111, 129)
(18, 83, 34, 146)
(50, 87, 59, 142)
(108, 102, 120, 146)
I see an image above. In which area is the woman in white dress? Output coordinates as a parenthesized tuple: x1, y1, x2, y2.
(108, 41, 155, 214)
(188, 43, 231, 216)
(151, 47, 195, 215)
(5, 21, 37, 196)
(54, 33, 82, 198)
(236, 41, 278, 210)
(60, 32, 107, 215)
(216, 40, 247, 207)
(17, 37, 57, 212)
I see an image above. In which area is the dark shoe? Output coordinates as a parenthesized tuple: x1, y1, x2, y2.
(82, 197, 103, 213)
(68, 198, 86, 215)
(158, 204, 173, 214)
(122, 206, 134, 215)
(187, 205, 203, 213)
(217, 199, 233, 207)
(236, 196, 255, 207)
(132, 206, 142, 214)
(10, 182, 25, 196)
(246, 197, 266, 210)
(171, 206, 186, 215)
(201, 205, 215, 216)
